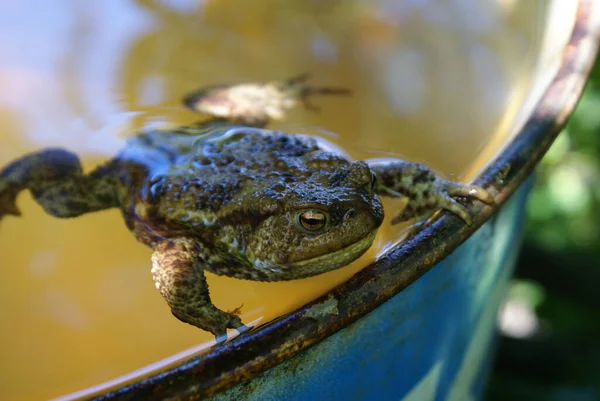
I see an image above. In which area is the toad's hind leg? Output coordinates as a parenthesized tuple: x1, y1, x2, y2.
(370, 160, 493, 226)
(151, 238, 247, 342)
(0, 149, 119, 220)
(183, 74, 350, 127)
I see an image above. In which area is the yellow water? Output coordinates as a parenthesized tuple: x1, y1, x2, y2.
(0, 0, 576, 400)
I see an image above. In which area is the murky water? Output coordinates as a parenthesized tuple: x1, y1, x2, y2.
(0, 0, 576, 399)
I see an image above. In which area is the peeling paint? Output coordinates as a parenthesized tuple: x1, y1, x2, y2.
(303, 296, 339, 319)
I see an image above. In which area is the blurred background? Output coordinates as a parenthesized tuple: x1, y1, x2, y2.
(486, 57, 600, 401)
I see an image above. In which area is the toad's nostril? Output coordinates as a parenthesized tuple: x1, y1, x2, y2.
(345, 209, 356, 219)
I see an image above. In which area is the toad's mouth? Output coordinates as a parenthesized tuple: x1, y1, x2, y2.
(249, 230, 378, 281)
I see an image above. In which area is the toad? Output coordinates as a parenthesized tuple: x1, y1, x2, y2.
(0, 74, 492, 339)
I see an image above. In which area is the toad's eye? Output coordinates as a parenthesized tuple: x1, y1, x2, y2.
(296, 210, 329, 233)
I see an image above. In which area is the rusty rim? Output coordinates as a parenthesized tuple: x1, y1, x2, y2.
(95, 2, 599, 400)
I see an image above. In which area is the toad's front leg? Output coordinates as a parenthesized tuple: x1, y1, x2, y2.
(0, 149, 119, 222)
(151, 238, 245, 341)
(369, 160, 493, 226)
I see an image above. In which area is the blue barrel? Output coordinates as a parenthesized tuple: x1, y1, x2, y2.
(98, 1, 599, 400)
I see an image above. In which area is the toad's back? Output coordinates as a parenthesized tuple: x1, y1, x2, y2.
(120, 126, 341, 228)
(119, 126, 322, 180)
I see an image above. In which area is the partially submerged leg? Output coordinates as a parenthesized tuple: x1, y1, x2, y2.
(0, 149, 119, 220)
(369, 160, 492, 226)
(182, 73, 350, 126)
(278, 73, 352, 112)
(151, 238, 246, 341)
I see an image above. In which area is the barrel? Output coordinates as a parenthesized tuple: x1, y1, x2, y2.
(95, 1, 600, 400)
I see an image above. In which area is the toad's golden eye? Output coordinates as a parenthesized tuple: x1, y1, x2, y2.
(297, 210, 328, 232)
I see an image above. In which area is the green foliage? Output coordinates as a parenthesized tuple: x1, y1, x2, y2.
(487, 56, 600, 401)
(507, 279, 546, 309)
(525, 59, 600, 253)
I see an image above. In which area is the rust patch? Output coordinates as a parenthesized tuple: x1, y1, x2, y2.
(303, 295, 339, 320)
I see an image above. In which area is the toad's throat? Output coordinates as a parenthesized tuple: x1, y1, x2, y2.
(249, 230, 378, 281)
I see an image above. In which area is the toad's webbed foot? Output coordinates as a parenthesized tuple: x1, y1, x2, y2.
(182, 73, 350, 127)
(369, 160, 493, 226)
(151, 238, 248, 340)
(174, 303, 245, 344)
(0, 149, 119, 222)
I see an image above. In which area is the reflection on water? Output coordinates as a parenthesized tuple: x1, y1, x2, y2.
(0, 0, 576, 399)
